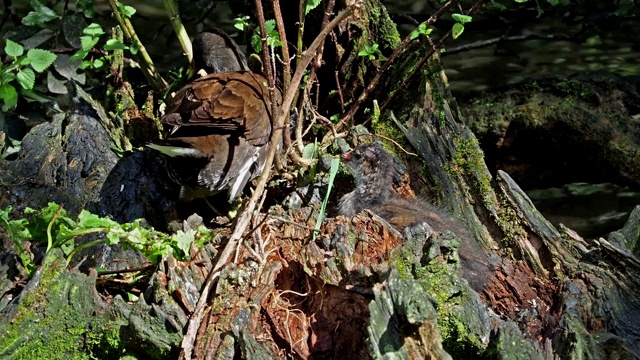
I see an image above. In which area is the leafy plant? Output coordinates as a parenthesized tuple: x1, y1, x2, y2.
(451, 13, 473, 39)
(70, 23, 106, 68)
(0, 39, 56, 111)
(251, 19, 283, 53)
(70, 22, 139, 70)
(358, 42, 380, 60)
(0, 203, 214, 277)
(22, 0, 60, 27)
(410, 23, 434, 40)
(234, 15, 251, 31)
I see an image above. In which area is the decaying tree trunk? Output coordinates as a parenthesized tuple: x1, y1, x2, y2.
(1, 0, 639, 359)
(460, 73, 640, 190)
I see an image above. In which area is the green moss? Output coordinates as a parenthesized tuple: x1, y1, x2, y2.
(449, 137, 495, 209)
(389, 247, 486, 357)
(495, 195, 527, 247)
(371, 114, 406, 148)
(367, 3, 401, 50)
(440, 316, 487, 359)
(0, 250, 126, 359)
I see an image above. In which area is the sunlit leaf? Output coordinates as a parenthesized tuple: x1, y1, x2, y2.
(92, 58, 105, 69)
(305, 0, 322, 15)
(4, 39, 24, 57)
(27, 49, 56, 72)
(82, 23, 104, 37)
(452, 23, 465, 39)
(451, 13, 472, 24)
(116, 3, 136, 17)
(103, 39, 128, 51)
(174, 229, 195, 258)
(16, 68, 36, 90)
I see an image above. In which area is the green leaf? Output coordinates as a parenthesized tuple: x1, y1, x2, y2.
(91, 59, 104, 70)
(302, 142, 319, 160)
(103, 39, 128, 51)
(251, 33, 262, 53)
(2, 72, 16, 84)
(75, 0, 95, 18)
(92, 58, 105, 69)
(0, 206, 36, 275)
(16, 68, 36, 90)
(106, 230, 121, 245)
(80, 60, 92, 69)
(452, 23, 465, 39)
(410, 23, 433, 40)
(234, 16, 250, 31)
(116, 3, 136, 17)
(5, 39, 24, 57)
(0, 84, 18, 110)
(80, 35, 100, 52)
(22, 0, 59, 26)
(71, 49, 89, 62)
(0, 206, 33, 242)
(127, 227, 144, 245)
(78, 210, 119, 229)
(174, 229, 195, 258)
(27, 49, 57, 72)
(83, 23, 105, 37)
(129, 42, 140, 55)
(59, 237, 75, 256)
(313, 157, 340, 240)
(358, 43, 378, 59)
(305, 0, 322, 15)
(263, 20, 283, 48)
(451, 13, 472, 24)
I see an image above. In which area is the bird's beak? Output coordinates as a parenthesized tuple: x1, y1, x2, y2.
(341, 152, 351, 161)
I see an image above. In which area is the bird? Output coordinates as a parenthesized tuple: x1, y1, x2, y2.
(338, 143, 468, 235)
(191, 29, 249, 74)
(148, 31, 281, 204)
(338, 143, 395, 217)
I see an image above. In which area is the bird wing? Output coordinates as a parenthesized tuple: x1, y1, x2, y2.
(161, 71, 279, 147)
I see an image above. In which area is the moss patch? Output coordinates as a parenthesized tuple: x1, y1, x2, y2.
(0, 249, 125, 359)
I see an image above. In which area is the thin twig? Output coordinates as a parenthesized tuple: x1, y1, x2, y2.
(272, 0, 291, 89)
(234, 188, 269, 263)
(370, 132, 418, 157)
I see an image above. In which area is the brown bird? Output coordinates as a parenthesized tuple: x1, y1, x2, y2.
(148, 31, 281, 203)
(338, 143, 468, 235)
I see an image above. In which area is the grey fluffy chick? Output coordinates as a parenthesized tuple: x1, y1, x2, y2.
(338, 143, 395, 217)
(338, 143, 468, 235)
